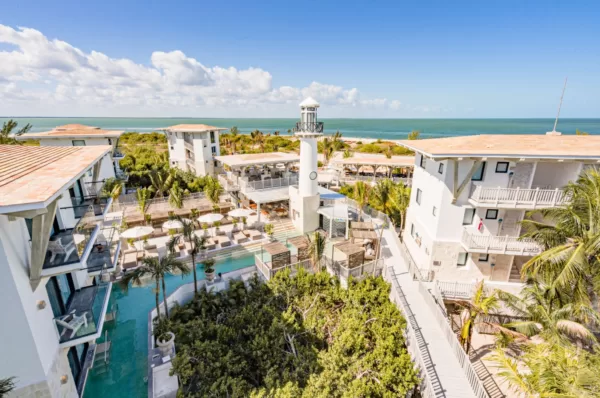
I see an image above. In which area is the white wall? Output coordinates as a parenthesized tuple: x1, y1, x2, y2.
(531, 162, 582, 189)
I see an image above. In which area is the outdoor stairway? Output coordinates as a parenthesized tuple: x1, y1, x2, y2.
(470, 354, 505, 398)
(508, 262, 522, 283)
(381, 228, 483, 398)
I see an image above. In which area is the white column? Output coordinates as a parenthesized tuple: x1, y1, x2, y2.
(298, 137, 318, 197)
(257, 202, 261, 223)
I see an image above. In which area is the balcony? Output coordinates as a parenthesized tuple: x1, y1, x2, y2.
(239, 175, 299, 192)
(292, 121, 324, 134)
(461, 228, 542, 256)
(469, 185, 570, 209)
(184, 140, 194, 152)
(42, 207, 101, 276)
(54, 280, 112, 348)
(217, 174, 240, 191)
(87, 227, 121, 275)
(67, 196, 111, 220)
(112, 148, 125, 159)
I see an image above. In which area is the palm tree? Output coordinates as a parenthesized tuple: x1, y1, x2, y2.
(520, 169, 600, 303)
(455, 281, 502, 354)
(306, 231, 327, 271)
(136, 187, 152, 223)
(149, 169, 175, 197)
(407, 130, 420, 140)
(1, 120, 32, 145)
(101, 177, 123, 202)
(203, 176, 223, 206)
(320, 137, 334, 165)
(390, 181, 411, 232)
(497, 282, 599, 346)
(250, 130, 265, 152)
(120, 255, 189, 319)
(168, 181, 187, 209)
(343, 149, 353, 159)
(181, 218, 206, 294)
(0, 377, 16, 397)
(273, 130, 280, 136)
(354, 181, 371, 222)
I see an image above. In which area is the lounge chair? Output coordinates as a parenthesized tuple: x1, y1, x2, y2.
(234, 232, 249, 244)
(247, 230, 263, 241)
(216, 236, 232, 248)
(55, 312, 88, 338)
(145, 247, 159, 259)
(47, 238, 76, 264)
(122, 250, 139, 269)
(205, 239, 217, 251)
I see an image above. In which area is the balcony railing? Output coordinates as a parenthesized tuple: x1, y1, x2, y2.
(112, 149, 125, 159)
(44, 207, 99, 270)
(67, 196, 110, 218)
(461, 229, 542, 256)
(54, 280, 112, 347)
(340, 175, 412, 185)
(469, 185, 570, 209)
(217, 174, 240, 191)
(292, 121, 324, 133)
(239, 176, 299, 192)
(435, 280, 525, 300)
(87, 227, 120, 274)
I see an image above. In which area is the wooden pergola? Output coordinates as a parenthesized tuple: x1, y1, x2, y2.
(287, 235, 310, 262)
(350, 221, 375, 231)
(333, 242, 365, 269)
(261, 241, 291, 269)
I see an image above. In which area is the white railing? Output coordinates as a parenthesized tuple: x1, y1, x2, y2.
(240, 176, 299, 192)
(436, 280, 525, 300)
(255, 255, 312, 280)
(469, 185, 569, 208)
(323, 257, 385, 280)
(217, 174, 240, 191)
(461, 229, 542, 255)
(340, 175, 412, 186)
(183, 141, 194, 152)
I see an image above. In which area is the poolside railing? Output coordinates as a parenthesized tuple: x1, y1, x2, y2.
(255, 255, 312, 280)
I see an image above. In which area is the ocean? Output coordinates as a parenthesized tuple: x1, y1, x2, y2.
(2, 117, 600, 140)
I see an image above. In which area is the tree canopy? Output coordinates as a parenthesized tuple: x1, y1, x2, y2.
(170, 270, 419, 397)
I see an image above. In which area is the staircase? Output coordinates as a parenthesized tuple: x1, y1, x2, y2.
(509, 262, 522, 282)
(470, 353, 505, 398)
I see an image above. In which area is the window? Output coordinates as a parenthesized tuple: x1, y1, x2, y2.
(485, 209, 499, 219)
(471, 161, 486, 181)
(419, 154, 426, 169)
(416, 188, 422, 205)
(457, 252, 468, 266)
(432, 206, 437, 216)
(211, 146, 217, 154)
(495, 162, 509, 173)
(410, 223, 415, 237)
(462, 208, 476, 225)
(210, 131, 215, 144)
(72, 140, 86, 146)
(438, 163, 444, 174)
(478, 254, 489, 262)
(170, 146, 174, 150)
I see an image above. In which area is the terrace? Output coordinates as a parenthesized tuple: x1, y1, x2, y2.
(468, 185, 570, 209)
(461, 228, 542, 256)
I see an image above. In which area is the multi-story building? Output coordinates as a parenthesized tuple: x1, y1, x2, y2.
(399, 133, 600, 283)
(163, 124, 226, 176)
(0, 145, 120, 397)
(17, 124, 125, 184)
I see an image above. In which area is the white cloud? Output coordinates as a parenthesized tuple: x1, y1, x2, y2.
(0, 24, 438, 117)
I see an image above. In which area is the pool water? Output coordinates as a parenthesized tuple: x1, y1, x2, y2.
(84, 253, 256, 397)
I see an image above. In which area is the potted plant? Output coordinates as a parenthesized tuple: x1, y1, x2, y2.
(127, 238, 135, 250)
(202, 223, 209, 237)
(232, 217, 239, 231)
(154, 318, 175, 357)
(214, 221, 221, 234)
(203, 258, 216, 282)
(145, 214, 152, 226)
(241, 217, 247, 229)
(264, 223, 275, 241)
(143, 236, 149, 248)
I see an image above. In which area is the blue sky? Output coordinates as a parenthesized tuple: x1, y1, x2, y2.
(1, 0, 599, 118)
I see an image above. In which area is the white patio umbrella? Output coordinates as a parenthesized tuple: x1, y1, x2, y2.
(121, 226, 154, 250)
(228, 208, 254, 218)
(162, 219, 183, 230)
(197, 213, 224, 224)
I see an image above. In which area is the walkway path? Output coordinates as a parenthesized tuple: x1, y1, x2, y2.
(380, 228, 482, 398)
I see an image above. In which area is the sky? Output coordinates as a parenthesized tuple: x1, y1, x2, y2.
(0, 0, 599, 118)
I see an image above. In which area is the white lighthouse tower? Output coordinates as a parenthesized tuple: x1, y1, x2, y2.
(289, 97, 324, 233)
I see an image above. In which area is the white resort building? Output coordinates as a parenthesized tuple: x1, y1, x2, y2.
(17, 124, 126, 183)
(398, 133, 600, 284)
(0, 145, 119, 397)
(163, 124, 226, 176)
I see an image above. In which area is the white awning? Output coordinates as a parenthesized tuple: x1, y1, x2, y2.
(245, 187, 290, 204)
(317, 203, 352, 220)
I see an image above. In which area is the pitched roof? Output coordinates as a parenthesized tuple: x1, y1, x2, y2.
(20, 124, 124, 139)
(398, 134, 600, 159)
(163, 124, 227, 132)
(0, 145, 111, 212)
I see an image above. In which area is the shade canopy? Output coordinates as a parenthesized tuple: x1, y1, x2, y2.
(198, 213, 224, 224)
(317, 203, 351, 220)
(162, 220, 183, 230)
(228, 208, 254, 218)
(121, 226, 154, 239)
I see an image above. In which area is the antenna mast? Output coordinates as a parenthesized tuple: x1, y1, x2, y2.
(552, 77, 568, 133)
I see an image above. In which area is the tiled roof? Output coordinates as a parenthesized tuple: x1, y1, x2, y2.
(163, 124, 227, 132)
(398, 134, 600, 159)
(0, 145, 111, 212)
(214, 152, 300, 167)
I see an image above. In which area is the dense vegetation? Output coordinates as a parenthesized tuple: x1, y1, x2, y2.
(169, 270, 419, 397)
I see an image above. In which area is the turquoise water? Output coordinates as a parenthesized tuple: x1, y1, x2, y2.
(84, 253, 256, 398)
(4, 117, 600, 139)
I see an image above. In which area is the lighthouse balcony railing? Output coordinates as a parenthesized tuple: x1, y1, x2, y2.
(292, 121, 324, 133)
(239, 176, 299, 192)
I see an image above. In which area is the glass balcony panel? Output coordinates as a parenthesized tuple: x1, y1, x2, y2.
(54, 281, 110, 344)
(87, 228, 119, 273)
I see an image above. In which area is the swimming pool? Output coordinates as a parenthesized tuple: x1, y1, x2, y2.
(84, 252, 257, 398)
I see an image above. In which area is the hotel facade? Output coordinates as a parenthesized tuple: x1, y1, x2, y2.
(163, 124, 225, 176)
(0, 145, 119, 397)
(399, 133, 600, 284)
